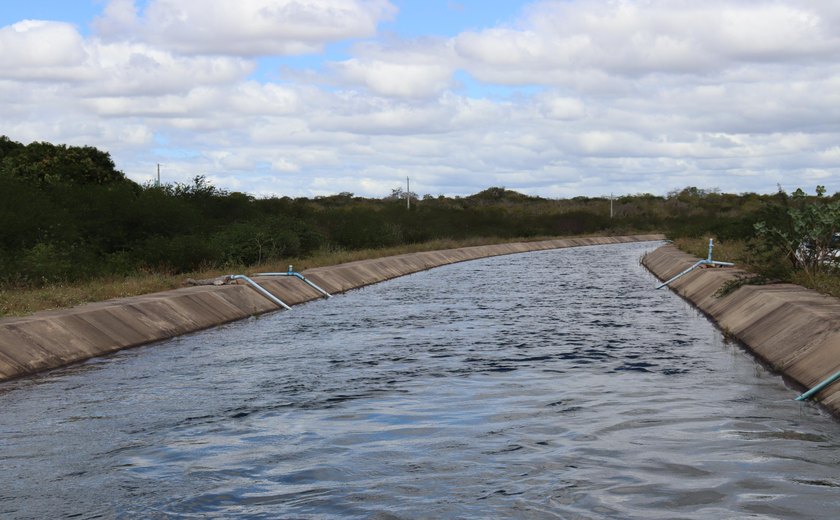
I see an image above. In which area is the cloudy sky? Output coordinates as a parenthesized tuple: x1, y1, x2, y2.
(2, 0, 839, 198)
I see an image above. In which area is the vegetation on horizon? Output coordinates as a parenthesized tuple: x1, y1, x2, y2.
(2, 135, 840, 315)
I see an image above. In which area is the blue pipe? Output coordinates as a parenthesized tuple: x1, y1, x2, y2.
(254, 266, 332, 299)
(795, 369, 840, 401)
(229, 275, 292, 310)
(656, 239, 734, 289)
(656, 259, 706, 289)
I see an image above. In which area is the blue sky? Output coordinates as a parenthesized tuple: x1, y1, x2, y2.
(384, 1, 524, 36)
(0, 0, 103, 31)
(1, 1, 524, 39)
(1, 0, 838, 198)
(4, 1, 537, 99)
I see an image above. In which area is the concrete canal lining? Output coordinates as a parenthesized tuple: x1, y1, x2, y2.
(0, 235, 663, 383)
(643, 244, 840, 416)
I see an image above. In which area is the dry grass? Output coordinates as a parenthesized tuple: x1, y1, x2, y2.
(0, 235, 567, 318)
(0, 274, 177, 318)
(670, 237, 749, 264)
(791, 270, 840, 298)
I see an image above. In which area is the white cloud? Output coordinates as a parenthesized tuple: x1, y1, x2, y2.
(92, 0, 140, 36)
(333, 57, 453, 98)
(539, 95, 586, 120)
(714, 4, 828, 61)
(2, 0, 840, 198)
(228, 82, 301, 115)
(94, 0, 397, 56)
(455, 0, 840, 84)
(77, 42, 253, 98)
(324, 37, 458, 98)
(0, 19, 253, 96)
(309, 94, 451, 135)
(0, 21, 88, 80)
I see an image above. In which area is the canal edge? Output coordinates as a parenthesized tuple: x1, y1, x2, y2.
(642, 244, 840, 417)
(0, 234, 664, 384)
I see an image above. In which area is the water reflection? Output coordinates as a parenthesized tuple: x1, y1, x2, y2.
(1, 242, 838, 519)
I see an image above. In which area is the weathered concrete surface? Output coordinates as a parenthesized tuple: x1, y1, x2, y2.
(643, 244, 840, 414)
(0, 235, 663, 383)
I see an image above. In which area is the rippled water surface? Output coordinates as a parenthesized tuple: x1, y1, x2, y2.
(2, 242, 840, 519)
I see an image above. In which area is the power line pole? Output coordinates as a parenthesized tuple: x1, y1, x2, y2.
(610, 193, 614, 218)
(406, 176, 411, 210)
(157, 163, 161, 187)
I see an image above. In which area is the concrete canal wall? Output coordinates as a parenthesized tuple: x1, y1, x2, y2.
(0, 235, 664, 383)
(643, 244, 840, 415)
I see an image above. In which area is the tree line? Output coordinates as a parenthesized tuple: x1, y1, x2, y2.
(1, 136, 833, 287)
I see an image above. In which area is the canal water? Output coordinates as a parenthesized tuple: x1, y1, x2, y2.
(1, 242, 839, 519)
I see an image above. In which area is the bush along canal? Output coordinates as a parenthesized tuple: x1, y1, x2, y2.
(1, 241, 839, 518)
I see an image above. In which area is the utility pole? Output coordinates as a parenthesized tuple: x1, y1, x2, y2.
(610, 193, 614, 218)
(157, 163, 161, 187)
(406, 176, 411, 210)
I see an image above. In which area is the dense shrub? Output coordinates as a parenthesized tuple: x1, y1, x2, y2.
(2, 136, 818, 288)
(212, 220, 302, 266)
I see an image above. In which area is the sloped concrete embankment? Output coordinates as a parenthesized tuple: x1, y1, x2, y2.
(643, 244, 840, 414)
(0, 235, 664, 383)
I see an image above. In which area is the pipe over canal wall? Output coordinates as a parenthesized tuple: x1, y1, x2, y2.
(0, 235, 663, 383)
(643, 244, 840, 416)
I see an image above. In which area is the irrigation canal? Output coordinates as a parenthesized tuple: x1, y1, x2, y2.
(1, 241, 838, 518)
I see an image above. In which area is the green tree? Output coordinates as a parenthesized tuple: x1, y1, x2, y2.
(1, 139, 130, 186)
(754, 196, 840, 283)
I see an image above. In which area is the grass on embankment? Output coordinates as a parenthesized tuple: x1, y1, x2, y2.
(0, 235, 586, 318)
(671, 237, 747, 264)
(672, 237, 840, 299)
(12, 235, 837, 318)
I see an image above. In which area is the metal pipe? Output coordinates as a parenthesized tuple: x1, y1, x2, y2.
(795, 369, 840, 401)
(706, 239, 734, 267)
(656, 239, 734, 289)
(656, 259, 705, 289)
(229, 275, 292, 310)
(254, 269, 332, 299)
